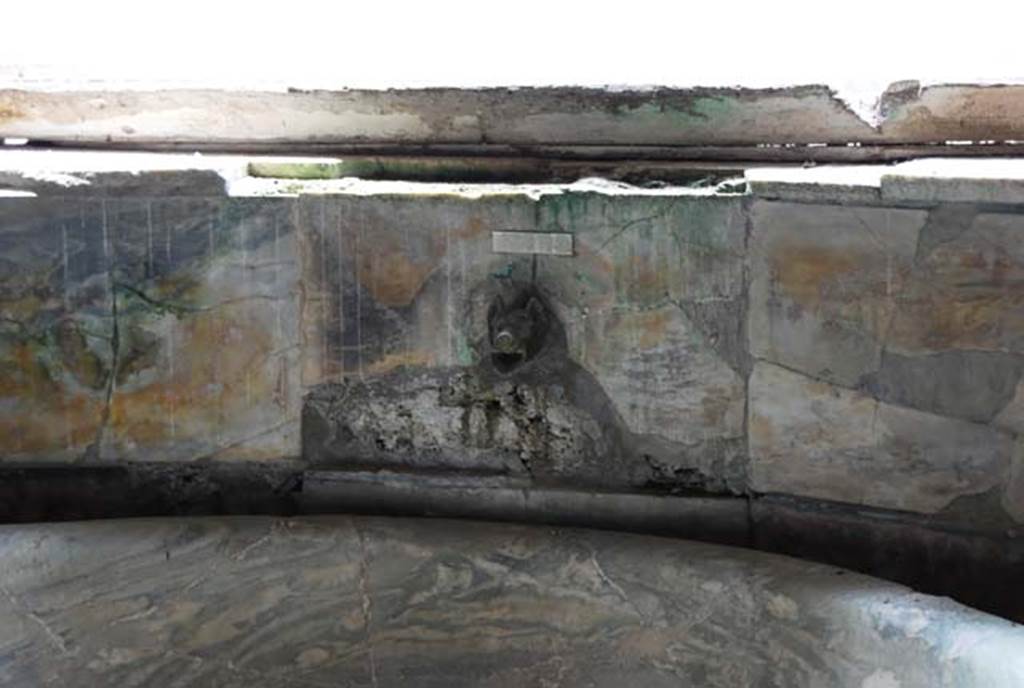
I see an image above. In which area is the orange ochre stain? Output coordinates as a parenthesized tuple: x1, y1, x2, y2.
(700, 386, 735, 426)
(2, 295, 47, 321)
(108, 311, 275, 445)
(0, 343, 104, 454)
(0, 105, 24, 122)
(636, 309, 671, 349)
(749, 413, 775, 446)
(353, 223, 448, 308)
(618, 255, 668, 303)
(358, 250, 438, 308)
(354, 216, 503, 310)
(451, 216, 487, 241)
(895, 86, 1024, 141)
(0, 394, 103, 455)
(771, 246, 862, 306)
(583, 309, 671, 367)
(890, 291, 1024, 352)
(944, 247, 1019, 286)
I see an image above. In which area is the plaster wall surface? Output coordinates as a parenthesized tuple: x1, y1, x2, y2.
(0, 153, 1022, 538)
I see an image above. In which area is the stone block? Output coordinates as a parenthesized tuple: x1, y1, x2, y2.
(886, 212, 1024, 355)
(749, 362, 1013, 514)
(748, 201, 925, 387)
(0, 197, 303, 463)
(750, 202, 1024, 426)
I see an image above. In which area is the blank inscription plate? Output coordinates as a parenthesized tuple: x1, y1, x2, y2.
(491, 231, 574, 256)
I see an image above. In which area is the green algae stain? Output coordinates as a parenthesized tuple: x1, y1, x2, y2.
(535, 192, 597, 234)
(455, 335, 475, 366)
(248, 161, 349, 180)
(249, 159, 547, 184)
(627, 96, 737, 125)
(491, 263, 515, 280)
(115, 282, 197, 319)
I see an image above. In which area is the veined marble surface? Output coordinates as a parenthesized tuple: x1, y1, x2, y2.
(0, 516, 1021, 687)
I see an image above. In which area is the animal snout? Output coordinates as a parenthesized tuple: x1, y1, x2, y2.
(493, 329, 520, 353)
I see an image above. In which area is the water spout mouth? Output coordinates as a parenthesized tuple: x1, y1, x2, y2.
(492, 350, 526, 374)
(493, 330, 519, 354)
(491, 330, 527, 372)
(485, 287, 554, 375)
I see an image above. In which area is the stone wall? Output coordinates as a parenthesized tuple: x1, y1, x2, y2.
(748, 200, 1022, 518)
(0, 195, 302, 463)
(1, 156, 1022, 537)
(298, 190, 749, 493)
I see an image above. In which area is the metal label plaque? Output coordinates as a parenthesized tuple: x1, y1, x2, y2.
(491, 231, 573, 256)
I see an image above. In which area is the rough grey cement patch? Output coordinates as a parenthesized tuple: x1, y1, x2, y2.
(749, 362, 1013, 514)
(303, 351, 746, 494)
(303, 368, 616, 482)
(861, 350, 1024, 423)
(1, 516, 1022, 687)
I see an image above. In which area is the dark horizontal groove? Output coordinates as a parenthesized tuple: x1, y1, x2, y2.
(23, 139, 1024, 164)
(301, 469, 750, 544)
(0, 463, 1020, 622)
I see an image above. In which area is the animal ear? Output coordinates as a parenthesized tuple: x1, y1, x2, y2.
(488, 295, 505, 325)
(526, 297, 547, 325)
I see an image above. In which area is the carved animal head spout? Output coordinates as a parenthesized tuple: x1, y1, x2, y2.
(487, 291, 551, 374)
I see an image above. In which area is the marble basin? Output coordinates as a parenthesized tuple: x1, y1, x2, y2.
(0, 516, 1021, 687)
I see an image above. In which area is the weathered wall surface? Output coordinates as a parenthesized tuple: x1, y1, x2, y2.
(298, 192, 748, 491)
(0, 196, 302, 463)
(748, 201, 1023, 517)
(0, 181, 749, 495)
(1, 158, 1023, 538)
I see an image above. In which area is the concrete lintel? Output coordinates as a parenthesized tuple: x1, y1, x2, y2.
(748, 158, 1024, 206)
(3, 84, 1024, 149)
